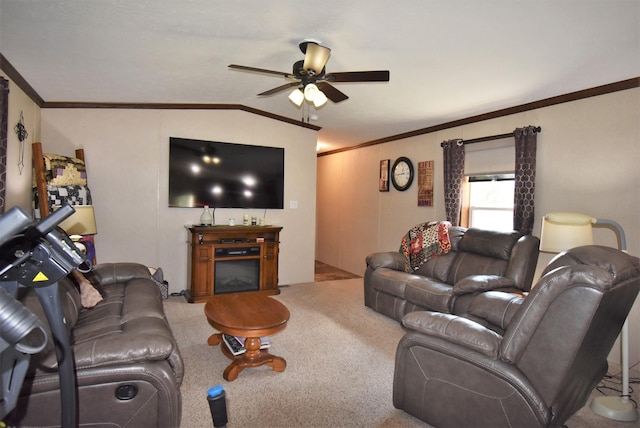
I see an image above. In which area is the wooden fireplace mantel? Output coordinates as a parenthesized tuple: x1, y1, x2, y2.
(185, 225, 282, 303)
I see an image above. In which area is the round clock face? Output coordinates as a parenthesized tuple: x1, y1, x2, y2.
(391, 157, 414, 191)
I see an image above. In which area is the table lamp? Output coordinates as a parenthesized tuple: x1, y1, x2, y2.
(540, 212, 638, 422)
(57, 205, 97, 263)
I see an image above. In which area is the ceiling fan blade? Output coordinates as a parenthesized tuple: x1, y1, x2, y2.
(228, 64, 294, 78)
(317, 82, 349, 103)
(258, 82, 300, 97)
(325, 70, 390, 82)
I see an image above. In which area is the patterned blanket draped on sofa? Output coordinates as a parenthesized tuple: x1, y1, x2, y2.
(400, 221, 452, 272)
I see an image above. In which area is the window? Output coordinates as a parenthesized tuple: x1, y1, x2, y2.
(467, 174, 514, 232)
(460, 137, 515, 231)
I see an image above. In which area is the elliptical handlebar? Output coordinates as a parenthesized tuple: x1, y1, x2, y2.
(0, 205, 85, 286)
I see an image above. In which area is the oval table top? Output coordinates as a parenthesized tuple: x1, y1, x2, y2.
(204, 292, 290, 338)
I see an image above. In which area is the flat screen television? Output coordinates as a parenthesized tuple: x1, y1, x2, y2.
(169, 137, 284, 209)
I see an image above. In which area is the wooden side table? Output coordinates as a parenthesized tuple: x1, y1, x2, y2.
(204, 293, 290, 381)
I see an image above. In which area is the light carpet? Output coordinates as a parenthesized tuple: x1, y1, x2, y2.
(164, 278, 638, 427)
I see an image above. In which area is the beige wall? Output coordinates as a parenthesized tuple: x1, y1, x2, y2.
(2, 70, 41, 211)
(316, 87, 640, 364)
(38, 108, 318, 290)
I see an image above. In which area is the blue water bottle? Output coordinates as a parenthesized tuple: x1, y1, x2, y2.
(207, 385, 228, 427)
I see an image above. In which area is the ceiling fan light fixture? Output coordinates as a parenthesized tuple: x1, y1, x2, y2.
(302, 42, 331, 75)
(288, 88, 304, 106)
(230, 41, 389, 108)
(313, 90, 328, 108)
(304, 83, 320, 102)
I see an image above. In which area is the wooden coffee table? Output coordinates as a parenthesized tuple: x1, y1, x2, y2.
(205, 293, 290, 381)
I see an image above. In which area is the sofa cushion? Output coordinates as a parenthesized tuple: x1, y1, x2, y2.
(458, 228, 522, 261)
(405, 276, 454, 313)
(414, 251, 458, 283)
(69, 276, 183, 381)
(447, 253, 509, 285)
(447, 226, 466, 252)
(72, 280, 165, 344)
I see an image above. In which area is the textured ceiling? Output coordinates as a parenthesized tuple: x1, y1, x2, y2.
(1, 0, 638, 152)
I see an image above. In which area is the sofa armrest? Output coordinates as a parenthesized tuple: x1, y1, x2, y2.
(452, 274, 516, 295)
(89, 262, 153, 286)
(402, 311, 502, 358)
(366, 252, 406, 271)
(467, 291, 525, 330)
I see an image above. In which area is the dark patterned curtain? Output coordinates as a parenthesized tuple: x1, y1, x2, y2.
(0, 78, 8, 214)
(513, 126, 538, 234)
(442, 139, 465, 226)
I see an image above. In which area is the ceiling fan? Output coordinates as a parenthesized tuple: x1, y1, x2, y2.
(228, 40, 390, 108)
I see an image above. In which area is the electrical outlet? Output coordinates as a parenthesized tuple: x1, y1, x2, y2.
(290, 200, 298, 209)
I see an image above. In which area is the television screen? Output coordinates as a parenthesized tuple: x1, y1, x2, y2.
(169, 137, 284, 209)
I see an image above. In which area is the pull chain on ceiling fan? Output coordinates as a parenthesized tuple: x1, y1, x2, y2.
(229, 40, 390, 108)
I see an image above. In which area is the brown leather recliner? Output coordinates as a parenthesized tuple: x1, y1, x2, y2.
(393, 245, 640, 428)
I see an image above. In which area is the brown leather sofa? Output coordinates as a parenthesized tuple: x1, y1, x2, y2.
(364, 227, 540, 321)
(393, 245, 640, 427)
(7, 263, 183, 428)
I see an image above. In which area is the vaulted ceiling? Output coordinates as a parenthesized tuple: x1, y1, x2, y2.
(1, 1, 638, 153)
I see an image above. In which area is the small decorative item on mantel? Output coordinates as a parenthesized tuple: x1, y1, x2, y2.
(200, 205, 213, 226)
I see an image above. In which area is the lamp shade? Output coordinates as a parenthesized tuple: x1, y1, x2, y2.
(288, 88, 304, 106)
(312, 90, 328, 108)
(302, 42, 331, 74)
(57, 205, 97, 236)
(304, 83, 320, 102)
(539, 212, 594, 253)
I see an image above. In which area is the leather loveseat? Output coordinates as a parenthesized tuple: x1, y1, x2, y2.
(6, 263, 183, 428)
(364, 226, 540, 321)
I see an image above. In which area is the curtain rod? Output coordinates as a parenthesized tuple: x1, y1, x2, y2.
(440, 126, 541, 147)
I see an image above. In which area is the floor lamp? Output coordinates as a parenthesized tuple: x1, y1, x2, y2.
(540, 212, 638, 422)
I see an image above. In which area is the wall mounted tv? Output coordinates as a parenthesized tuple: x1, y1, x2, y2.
(169, 137, 284, 209)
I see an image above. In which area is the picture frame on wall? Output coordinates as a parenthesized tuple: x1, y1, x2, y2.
(379, 159, 390, 192)
(418, 160, 434, 206)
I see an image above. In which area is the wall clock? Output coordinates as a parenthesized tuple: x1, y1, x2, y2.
(391, 157, 414, 191)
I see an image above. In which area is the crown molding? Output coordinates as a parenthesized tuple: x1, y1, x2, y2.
(2, 52, 636, 151)
(0, 53, 45, 106)
(318, 77, 639, 157)
(0, 53, 320, 131)
(42, 102, 321, 131)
